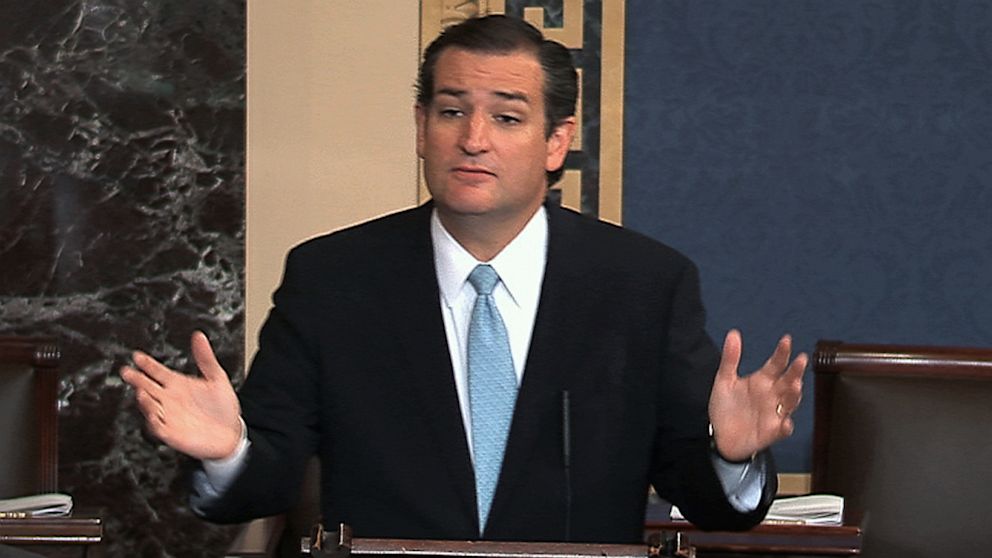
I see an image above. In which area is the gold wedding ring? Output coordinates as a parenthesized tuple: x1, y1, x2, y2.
(775, 402, 784, 417)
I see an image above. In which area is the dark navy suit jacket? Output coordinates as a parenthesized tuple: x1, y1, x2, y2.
(195, 202, 775, 542)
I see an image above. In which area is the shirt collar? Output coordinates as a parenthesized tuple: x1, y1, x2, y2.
(432, 206, 548, 309)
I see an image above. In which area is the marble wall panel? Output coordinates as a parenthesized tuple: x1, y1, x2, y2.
(1, 1, 246, 556)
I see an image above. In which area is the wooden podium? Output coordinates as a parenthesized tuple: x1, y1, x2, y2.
(229, 518, 862, 558)
(305, 521, 861, 558)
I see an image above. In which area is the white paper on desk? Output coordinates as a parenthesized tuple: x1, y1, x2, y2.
(670, 494, 844, 526)
(0, 493, 73, 517)
(765, 494, 844, 525)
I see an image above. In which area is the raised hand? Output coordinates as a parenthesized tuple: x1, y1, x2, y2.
(707, 329, 806, 462)
(120, 331, 242, 460)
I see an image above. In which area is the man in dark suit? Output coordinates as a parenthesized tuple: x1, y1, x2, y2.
(122, 15, 805, 543)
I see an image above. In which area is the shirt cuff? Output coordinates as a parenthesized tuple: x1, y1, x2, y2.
(201, 416, 251, 495)
(710, 450, 767, 513)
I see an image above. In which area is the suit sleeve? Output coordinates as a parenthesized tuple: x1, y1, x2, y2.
(192, 247, 323, 523)
(649, 259, 776, 531)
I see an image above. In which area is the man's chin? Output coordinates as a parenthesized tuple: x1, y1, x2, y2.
(434, 200, 494, 218)
(430, 189, 496, 215)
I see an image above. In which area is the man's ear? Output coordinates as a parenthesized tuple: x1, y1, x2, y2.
(545, 116, 576, 172)
(415, 104, 427, 158)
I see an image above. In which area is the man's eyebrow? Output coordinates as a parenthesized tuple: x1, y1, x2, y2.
(434, 88, 531, 104)
(493, 90, 530, 104)
(436, 87, 467, 98)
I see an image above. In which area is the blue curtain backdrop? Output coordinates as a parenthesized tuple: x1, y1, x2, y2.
(623, 0, 992, 471)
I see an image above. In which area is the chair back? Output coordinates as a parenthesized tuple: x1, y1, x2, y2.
(0, 337, 60, 498)
(812, 340, 992, 558)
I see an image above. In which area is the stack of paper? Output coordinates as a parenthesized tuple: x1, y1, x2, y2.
(0, 493, 73, 518)
(765, 494, 844, 525)
(670, 494, 844, 525)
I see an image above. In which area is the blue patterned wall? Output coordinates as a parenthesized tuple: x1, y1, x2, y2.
(623, 0, 992, 471)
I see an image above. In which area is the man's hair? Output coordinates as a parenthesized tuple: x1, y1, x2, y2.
(416, 15, 577, 186)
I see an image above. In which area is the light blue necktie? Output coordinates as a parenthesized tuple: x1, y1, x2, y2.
(467, 264, 518, 533)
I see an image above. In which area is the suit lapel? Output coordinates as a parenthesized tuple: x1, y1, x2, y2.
(387, 204, 479, 532)
(489, 205, 586, 527)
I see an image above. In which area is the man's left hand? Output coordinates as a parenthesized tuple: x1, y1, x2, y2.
(707, 329, 807, 462)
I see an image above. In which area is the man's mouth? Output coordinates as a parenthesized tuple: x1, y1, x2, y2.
(452, 165, 496, 178)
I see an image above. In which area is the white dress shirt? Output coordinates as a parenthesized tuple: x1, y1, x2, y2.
(431, 206, 547, 458)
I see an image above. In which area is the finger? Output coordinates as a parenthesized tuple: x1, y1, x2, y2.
(780, 416, 795, 438)
(120, 365, 165, 398)
(715, 329, 743, 383)
(134, 389, 164, 422)
(143, 412, 169, 444)
(131, 351, 176, 387)
(779, 388, 803, 414)
(774, 352, 807, 406)
(191, 331, 229, 384)
(761, 334, 793, 376)
(781, 351, 808, 383)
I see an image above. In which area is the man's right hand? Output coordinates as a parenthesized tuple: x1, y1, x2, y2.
(121, 331, 242, 460)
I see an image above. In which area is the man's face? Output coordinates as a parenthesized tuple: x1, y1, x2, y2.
(416, 48, 573, 228)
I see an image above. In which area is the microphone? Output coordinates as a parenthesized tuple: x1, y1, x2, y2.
(561, 390, 572, 541)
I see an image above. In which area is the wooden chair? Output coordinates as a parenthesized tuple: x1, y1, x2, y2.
(0, 337, 60, 498)
(0, 337, 106, 554)
(811, 340, 992, 558)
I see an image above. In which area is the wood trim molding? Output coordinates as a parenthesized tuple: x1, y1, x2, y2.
(777, 473, 812, 496)
(598, 0, 625, 225)
(814, 339, 992, 380)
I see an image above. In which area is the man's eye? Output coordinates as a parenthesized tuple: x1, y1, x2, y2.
(439, 108, 463, 118)
(495, 114, 521, 125)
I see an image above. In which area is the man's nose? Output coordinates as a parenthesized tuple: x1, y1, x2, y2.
(459, 112, 491, 154)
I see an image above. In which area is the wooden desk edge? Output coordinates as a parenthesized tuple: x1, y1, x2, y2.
(646, 520, 862, 555)
(0, 514, 103, 545)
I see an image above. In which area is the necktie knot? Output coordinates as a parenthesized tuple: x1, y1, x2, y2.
(468, 264, 500, 296)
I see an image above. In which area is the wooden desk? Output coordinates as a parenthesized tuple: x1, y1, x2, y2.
(0, 513, 103, 557)
(645, 519, 861, 557)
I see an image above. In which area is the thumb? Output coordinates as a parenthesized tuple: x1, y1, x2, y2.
(191, 331, 229, 384)
(716, 329, 743, 385)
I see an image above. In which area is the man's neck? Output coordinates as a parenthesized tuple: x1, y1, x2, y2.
(437, 205, 543, 262)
